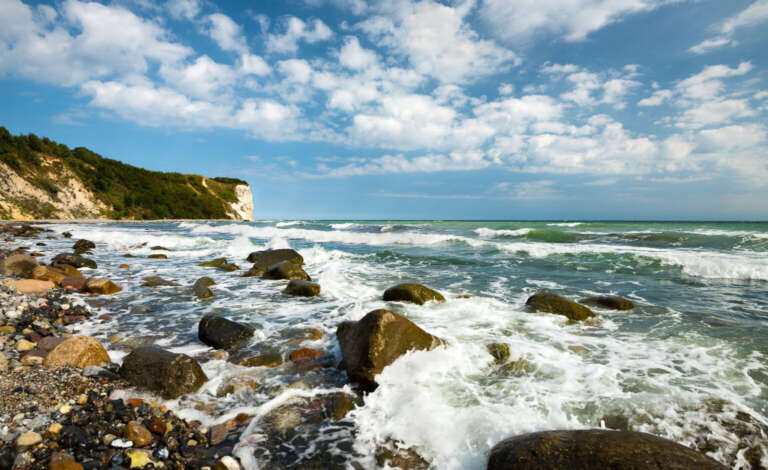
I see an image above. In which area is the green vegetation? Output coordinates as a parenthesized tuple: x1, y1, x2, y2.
(0, 126, 249, 220)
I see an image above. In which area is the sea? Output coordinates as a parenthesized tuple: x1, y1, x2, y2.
(38, 220, 768, 469)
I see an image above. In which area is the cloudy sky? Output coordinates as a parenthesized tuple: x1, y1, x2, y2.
(1, 0, 767, 219)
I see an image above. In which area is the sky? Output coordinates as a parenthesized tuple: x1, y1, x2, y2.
(0, 0, 767, 220)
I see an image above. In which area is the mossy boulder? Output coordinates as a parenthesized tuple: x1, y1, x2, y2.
(199, 257, 227, 268)
(51, 253, 97, 269)
(119, 346, 208, 399)
(245, 249, 304, 276)
(262, 261, 311, 281)
(284, 280, 321, 297)
(198, 315, 254, 350)
(487, 429, 728, 470)
(525, 292, 595, 321)
(217, 262, 239, 272)
(486, 343, 510, 364)
(192, 277, 215, 299)
(581, 296, 635, 310)
(148, 254, 167, 259)
(0, 254, 39, 278)
(337, 309, 444, 391)
(72, 239, 95, 254)
(383, 283, 446, 305)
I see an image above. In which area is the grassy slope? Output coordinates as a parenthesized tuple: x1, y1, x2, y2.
(0, 126, 248, 220)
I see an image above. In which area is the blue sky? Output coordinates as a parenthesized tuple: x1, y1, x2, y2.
(1, 0, 767, 220)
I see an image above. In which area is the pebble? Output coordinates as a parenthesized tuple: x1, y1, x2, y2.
(58, 404, 72, 415)
(16, 431, 42, 448)
(46, 422, 63, 438)
(124, 421, 152, 447)
(218, 456, 242, 470)
(15, 339, 36, 352)
(110, 438, 134, 448)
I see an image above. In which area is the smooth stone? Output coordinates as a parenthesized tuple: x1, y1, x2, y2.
(581, 296, 635, 310)
(72, 239, 95, 253)
(32, 265, 68, 284)
(44, 336, 110, 368)
(237, 351, 283, 368)
(199, 257, 227, 267)
(148, 254, 167, 259)
(383, 283, 446, 305)
(243, 249, 304, 277)
(85, 277, 122, 295)
(486, 343, 511, 364)
(4, 279, 55, 295)
(119, 346, 208, 399)
(60, 276, 87, 290)
(526, 292, 596, 321)
(0, 254, 39, 277)
(262, 261, 311, 281)
(193, 277, 215, 299)
(16, 431, 42, 448)
(16, 339, 36, 352)
(284, 280, 321, 297)
(198, 315, 254, 349)
(51, 253, 96, 269)
(110, 438, 134, 448)
(124, 421, 152, 447)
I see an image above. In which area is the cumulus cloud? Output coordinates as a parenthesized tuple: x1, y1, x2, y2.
(267, 16, 333, 54)
(690, 0, 768, 54)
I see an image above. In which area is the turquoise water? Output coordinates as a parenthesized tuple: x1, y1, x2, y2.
(42, 220, 768, 469)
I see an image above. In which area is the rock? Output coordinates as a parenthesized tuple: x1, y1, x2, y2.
(85, 277, 122, 295)
(198, 315, 254, 349)
(237, 351, 283, 368)
(119, 264, 131, 269)
(288, 348, 323, 362)
(218, 263, 240, 272)
(486, 343, 510, 364)
(148, 254, 167, 259)
(199, 257, 228, 268)
(209, 424, 228, 445)
(487, 430, 728, 470)
(110, 438, 133, 448)
(383, 283, 446, 305)
(376, 443, 430, 470)
(337, 309, 444, 390)
(284, 280, 321, 297)
(51, 264, 82, 277)
(60, 276, 87, 290)
(216, 456, 241, 470)
(525, 292, 595, 321)
(123, 253, 134, 257)
(141, 278, 180, 287)
(581, 296, 635, 310)
(32, 265, 68, 284)
(4, 279, 55, 294)
(243, 249, 304, 277)
(216, 374, 260, 397)
(16, 431, 42, 448)
(259, 392, 361, 438)
(150, 246, 168, 250)
(0, 254, 39, 277)
(124, 421, 153, 447)
(51, 253, 97, 269)
(0, 352, 7, 372)
(262, 261, 311, 281)
(44, 336, 110, 368)
(193, 277, 215, 299)
(119, 346, 208, 399)
(49, 461, 84, 470)
(72, 239, 95, 254)
(45, 423, 64, 439)
(16, 339, 36, 352)
(62, 231, 73, 238)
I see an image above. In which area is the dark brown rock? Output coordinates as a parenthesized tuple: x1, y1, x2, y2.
(526, 292, 595, 321)
(51, 253, 97, 269)
(581, 296, 635, 310)
(262, 261, 311, 281)
(198, 315, 254, 349)
(284, 280, 321, 297)
(60, 276, 87, 290)
(244, 249, 304, 277)
(0, 254, 39, 277)
(119, 346, 208, 399)
(383, 283, 446, 305)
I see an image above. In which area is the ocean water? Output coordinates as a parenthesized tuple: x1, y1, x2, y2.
(37, 220, 768, 469)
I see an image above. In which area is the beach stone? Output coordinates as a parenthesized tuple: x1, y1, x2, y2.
(218, 262, 240, 272)
(198, 315, 254, 349)
(44, 336, 110, 368)
(288, 348, 323, 362)
(199, 257, 228, 267)
(85, 277, 122, 295)
(383, 283, 446, 305)
(51, 264, 82, 277)
(486, 343, 510, 364)
(62, 231, 72, 238)
(216, 456, 241, 470)
(193, 277, 215, 299)
(243, 249, 304, 276)
(49, 461, 84, 470)
(60, 276, 87, 290)
(16, 431, 42, 448)
(125, 421, 153, 447)
(119, 264, 131, 269)
(526, 292, 595, 321)
(216, 374, 260, 397)
(45, 422, 64, 439)
(0, 254, 39, 277)
(141, 278, 180, 287)
(262, 261, 311, 281)
(16, 339, 36, 352)
(376, 443, 430, 470)
(72, 239, 95, 254)
(51, 253, 97, 269)
(0, 352, 7, 372)
(150, 246, 168, 250)
(237, 351, 283, 368)
(32, 265, 68, 284)
(486, 429, 728, 470)
(337, 309, 444, 390)
(119, 346, 208, 399)
(209, 424, 229, 445)
(284, 280, 321, 297)
(581, 296, 635, 310)
(148, 253, 167, 259)
(5, 279, 55, 294)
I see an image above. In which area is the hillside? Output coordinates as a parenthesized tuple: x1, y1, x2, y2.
(0, 127, 254, 220)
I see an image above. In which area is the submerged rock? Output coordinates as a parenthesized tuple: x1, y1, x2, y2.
(198, 315, 254, 349)
(284, 280, 321, 297)
(192, 277, 215, 299)
(244, 249, 304, 277)
(218, 262, 240, 272)
(0, 254, 39, 277)
(525, 292, 595, 321)
(383, 283, 446, 305)
(199, 257, 228, 268)
(141, 278, 180, 288)
(51, 253, 97, 269)
(72, 239, 95, 254)
(148, 253, 168, 259)
(236, 350, 283, 368)
(119, 346, 208, 399)
(85, 277, 122, 295)
(43, 336, 110, 368)
(337, 309, 444, 390)
(263, 261, 311, 281)
(486, 343, 510, 364)
(581, 296, 635, 310)
(32, 265, 68, 285)
(51, 263, 82, 277)
(487, 429, 728, 470)
(375, 442, 430, 470)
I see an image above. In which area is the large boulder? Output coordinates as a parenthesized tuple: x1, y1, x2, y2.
(192, 277, 215, 299)
(72, 239, 95, 254)
(262, 261, 311, 281)
(581, 296, 635, 311)
(486, 429, 728, 470)
(43, 336, 110, 369)
(383, 283, 446, 305)
(119, 346, 208, 399)
(243, 249, 304, 277)
(84, 278, 122, 295)
(32, 265, 68, 285)
(51, 264, 82, 277)
(0, 254, 39, 277)
(525, 293, 595, 321)
(337, 309, 443, 391)
(60, 276, 87, 291)
(51, 253, 97, 269)
(198, 315, 254, 349)
(4, 279, 55, 294)
(284, 280, 321, 297)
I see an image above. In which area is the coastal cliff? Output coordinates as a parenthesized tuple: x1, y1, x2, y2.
(0, 126, 254, 221)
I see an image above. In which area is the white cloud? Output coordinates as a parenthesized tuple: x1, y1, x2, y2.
(676, 62, 752, 101)
(338, 36, 378, 70)
(205, 13, 248, 54)
(166, 0, 200, 20)
(688, 36, 735, 55)
(239, 53, 271, 76)
(159, 55, 237, 99)
(267, 16, 333, 54)
(638, 89, 673, 106)
(358, 0, 516, 84)
(479, 0, 676, 43)
(320, 151, 493, 177)
(690, 1, 768, 54)
(491, 180, 560, 200)
(677, 99, 755, 129)
(543, 64, 641, 108)
(697, 124, 767, 151)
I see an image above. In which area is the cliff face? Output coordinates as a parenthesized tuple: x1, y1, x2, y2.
(0, 127, 254, 221)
